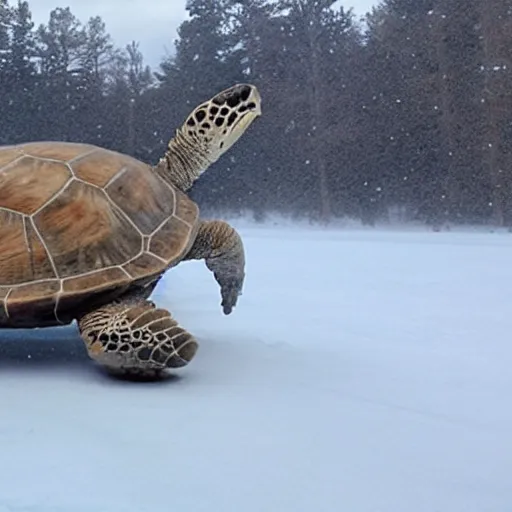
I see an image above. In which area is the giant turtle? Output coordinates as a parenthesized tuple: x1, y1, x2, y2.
(0, 83, 261, 377)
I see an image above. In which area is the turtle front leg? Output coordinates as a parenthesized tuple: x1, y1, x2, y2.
(184, 220, 245, 315)
(77, 299, 198, 378)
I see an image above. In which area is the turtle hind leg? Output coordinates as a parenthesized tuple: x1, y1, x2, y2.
(77, 300, 198, 378)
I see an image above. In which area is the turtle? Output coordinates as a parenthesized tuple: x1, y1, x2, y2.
(0, 83, 261, 377)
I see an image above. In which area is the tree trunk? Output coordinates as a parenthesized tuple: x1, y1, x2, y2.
(127, 97, 135, 153)
(480, 0, 504, 226)
(307, 11, 331, 223)
(433, 3, 457, 227)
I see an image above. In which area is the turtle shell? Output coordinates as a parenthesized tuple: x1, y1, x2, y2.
(0, 141, 199, 328)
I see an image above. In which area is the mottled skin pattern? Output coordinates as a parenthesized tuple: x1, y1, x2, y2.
(79, 286, 199, 378)
(0, 83, 261, 378)
(155, 83, 262, 192)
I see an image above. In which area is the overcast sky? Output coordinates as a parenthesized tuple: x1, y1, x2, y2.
(29, 0, 377, 69)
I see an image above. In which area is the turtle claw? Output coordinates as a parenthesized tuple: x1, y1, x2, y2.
(219, 277, 243, 315)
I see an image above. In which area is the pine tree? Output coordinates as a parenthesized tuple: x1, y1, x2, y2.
(74, 15, 116, 143)
(102, 41, 153, 155)
(35, 7, 87, 140)
(268, 0, 362, 221)
(0, 0, 9, 54)
(477, 0, 512, 226)
(3, 1, 37, 142)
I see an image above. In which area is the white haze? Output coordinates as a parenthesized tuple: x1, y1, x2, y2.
(1, 218, 511, 512)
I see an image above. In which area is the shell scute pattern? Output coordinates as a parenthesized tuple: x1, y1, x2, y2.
(32, 178, 142, 278)
(0, 142, 199, 326)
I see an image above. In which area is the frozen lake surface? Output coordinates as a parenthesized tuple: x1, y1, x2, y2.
(0, 221, 511, 512)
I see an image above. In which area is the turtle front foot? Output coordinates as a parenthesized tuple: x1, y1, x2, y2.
(77, 300, 198, 378)
(184, 219, 245, 315)
(217, 275, 244, 315)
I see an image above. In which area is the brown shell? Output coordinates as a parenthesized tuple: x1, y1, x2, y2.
(0, 141, 199, 328)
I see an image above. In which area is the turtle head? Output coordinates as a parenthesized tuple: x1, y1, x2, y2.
(158, 84, 262, 191)
(183, 83, 262, 163)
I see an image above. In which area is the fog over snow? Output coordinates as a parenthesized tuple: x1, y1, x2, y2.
(1, 219, 511, 512)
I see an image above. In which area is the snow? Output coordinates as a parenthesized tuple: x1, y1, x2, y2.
(1, 221, 512, 512)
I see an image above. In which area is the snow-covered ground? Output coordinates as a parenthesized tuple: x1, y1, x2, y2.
(1, 221, 511, 512)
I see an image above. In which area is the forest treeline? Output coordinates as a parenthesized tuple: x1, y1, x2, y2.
(1, 0, 512, 227)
